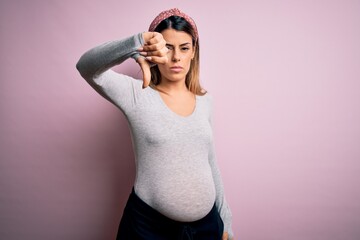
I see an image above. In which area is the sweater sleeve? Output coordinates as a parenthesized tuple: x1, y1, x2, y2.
(208, 96, 234, 239)
(76, 33, 145, 114)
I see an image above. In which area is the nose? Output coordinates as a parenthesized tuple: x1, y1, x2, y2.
(172, 49, 180, 62)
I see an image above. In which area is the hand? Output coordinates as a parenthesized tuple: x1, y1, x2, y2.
(223, 232, 233, 240)
(137, 32, 168, 88)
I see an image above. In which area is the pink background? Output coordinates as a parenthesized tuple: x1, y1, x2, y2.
(1, 0, 360, 239)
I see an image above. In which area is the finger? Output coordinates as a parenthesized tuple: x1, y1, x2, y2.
(141, 41, 166, 52)
(140, 47, 168, 57)
(137, 57, 151, 88)
(142, 32, 159, 45)
(146, 55, 168, 65)
(145, 32, 163, 45)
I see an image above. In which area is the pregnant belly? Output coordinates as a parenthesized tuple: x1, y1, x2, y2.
(135, 164, 217, 222)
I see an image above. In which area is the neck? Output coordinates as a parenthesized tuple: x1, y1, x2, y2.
(157, 79, 189, 95)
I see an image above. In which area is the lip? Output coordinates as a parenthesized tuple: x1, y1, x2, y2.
(170, 66, 183, 73)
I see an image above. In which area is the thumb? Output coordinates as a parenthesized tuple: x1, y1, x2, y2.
(137, 57, 151, 88)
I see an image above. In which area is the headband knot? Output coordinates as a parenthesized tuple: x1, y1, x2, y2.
(148, 8, 198, 41)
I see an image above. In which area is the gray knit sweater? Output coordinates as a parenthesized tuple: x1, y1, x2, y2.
(76, 33, 233, 237)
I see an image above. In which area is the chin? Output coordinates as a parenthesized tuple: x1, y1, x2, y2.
(165, 73, 187, 82)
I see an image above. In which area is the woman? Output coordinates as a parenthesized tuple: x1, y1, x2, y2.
(76, 8, 233, 240)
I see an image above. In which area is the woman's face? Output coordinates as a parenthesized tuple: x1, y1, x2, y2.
(158, 28, 195, 83)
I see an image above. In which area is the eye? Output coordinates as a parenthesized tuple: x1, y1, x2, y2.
(181, 47, 190, 51)
(166, 45, 173, 50)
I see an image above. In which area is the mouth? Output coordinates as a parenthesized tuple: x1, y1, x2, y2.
(170, 66, 183, 73)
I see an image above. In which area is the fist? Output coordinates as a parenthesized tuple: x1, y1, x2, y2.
(137, 32, 168, 88)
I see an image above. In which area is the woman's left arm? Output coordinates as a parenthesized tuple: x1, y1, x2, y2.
(208, 97, 234, 240)
(209, 141, 234, 240)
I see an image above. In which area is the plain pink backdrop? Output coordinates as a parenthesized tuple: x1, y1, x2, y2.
(1, 0, 360, 239)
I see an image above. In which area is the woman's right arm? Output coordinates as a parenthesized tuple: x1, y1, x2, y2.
(76, 32, 167, 87)
(76, 32, 167, 113)
(76, 33, 144, 82)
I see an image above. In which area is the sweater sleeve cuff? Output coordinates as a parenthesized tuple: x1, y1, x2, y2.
(131, 32, 145, 61)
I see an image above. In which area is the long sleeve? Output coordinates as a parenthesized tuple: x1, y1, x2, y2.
(209, 143, 234, 238)
(208, 97, 234, 239)
(76, 33, 145, 113)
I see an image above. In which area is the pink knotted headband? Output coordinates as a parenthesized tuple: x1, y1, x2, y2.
(148, 8, 199, 41)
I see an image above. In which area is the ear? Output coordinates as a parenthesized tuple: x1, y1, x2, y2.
(191, 45, 196, 59)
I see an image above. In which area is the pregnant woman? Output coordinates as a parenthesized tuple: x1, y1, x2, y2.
(76, 8, 233, 240)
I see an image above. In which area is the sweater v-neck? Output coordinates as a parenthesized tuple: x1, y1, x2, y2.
(150, 87, 198, 119)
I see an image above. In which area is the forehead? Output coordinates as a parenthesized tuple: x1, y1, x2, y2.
(161, 28, 193, 45)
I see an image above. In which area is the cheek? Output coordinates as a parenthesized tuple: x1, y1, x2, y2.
(183, 56, 192, 69)
(157, 64, 167, 74)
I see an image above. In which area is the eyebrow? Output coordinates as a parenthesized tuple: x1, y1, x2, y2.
(166, 42, 191, 47)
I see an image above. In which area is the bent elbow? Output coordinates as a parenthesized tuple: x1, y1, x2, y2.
(76, 56, 86, 76)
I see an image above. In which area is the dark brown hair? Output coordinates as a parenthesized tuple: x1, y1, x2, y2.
(150, 16, 206, 95)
